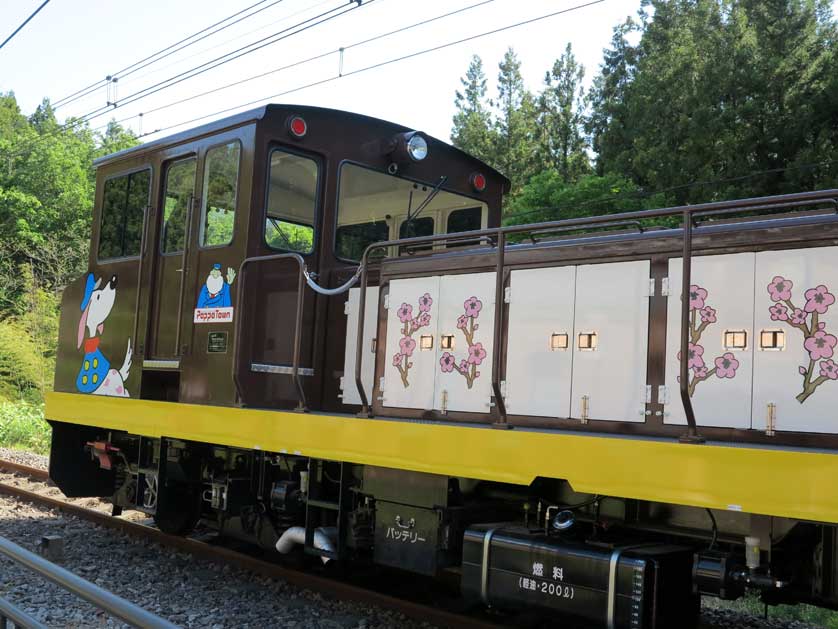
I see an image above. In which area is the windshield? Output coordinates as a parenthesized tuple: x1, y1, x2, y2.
(336, 163, 486, 261)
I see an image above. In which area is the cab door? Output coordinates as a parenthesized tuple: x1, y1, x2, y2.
(145, 156, 197, 365)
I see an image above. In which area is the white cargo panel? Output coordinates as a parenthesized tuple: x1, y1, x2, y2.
(505, 266, 576, 418)
(753, 247, 838, 433)
(664, 253, 755, 428)
(570, 260, 650, 422)
(341, 286, 380, 406)
(382, 277, 440, 410)
(434, 272, 497, 413)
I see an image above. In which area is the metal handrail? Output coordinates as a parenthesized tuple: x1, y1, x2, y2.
(0, 535, 178, 628)
(353, 188, 838, 442)
(233, 252, 308, 411)
(0, 596, 48, 629)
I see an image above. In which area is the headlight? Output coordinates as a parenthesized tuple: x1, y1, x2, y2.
(406, 134, 428, 161)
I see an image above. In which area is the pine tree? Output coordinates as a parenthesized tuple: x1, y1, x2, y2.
(451, 55, 495, 165)
(537, 43, 590, 182)
(493, 48, 538, 192)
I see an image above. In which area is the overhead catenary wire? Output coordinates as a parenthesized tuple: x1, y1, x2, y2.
(0, 0, 51, 51)
(65, 0, 370, 128)
(132, 0, 500, 121)
(52, 0, 281, 109)
(137, 0, 608, 139)
(4, 0, 371, 159)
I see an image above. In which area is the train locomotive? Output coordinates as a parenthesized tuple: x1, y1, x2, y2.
(45, 104, 838, 627)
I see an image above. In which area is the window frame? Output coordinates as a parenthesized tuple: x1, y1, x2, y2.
(159, 154, 198, 258)
(198, 139, 242, 251)
(262, 145, 322, 256)
(96, 166, 153, 264)
(333, 159, 484, 264)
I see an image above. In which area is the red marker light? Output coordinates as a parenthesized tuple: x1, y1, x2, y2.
(288, 116, 307, 139)
(470, 172, 487, 192)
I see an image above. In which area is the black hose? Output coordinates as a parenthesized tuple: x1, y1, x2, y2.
(706, 508, 718, 550)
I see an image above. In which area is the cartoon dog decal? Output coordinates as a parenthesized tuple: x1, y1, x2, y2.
(76, 273, 133, 397)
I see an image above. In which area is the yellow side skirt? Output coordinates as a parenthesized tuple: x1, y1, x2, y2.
(46, 392, 838, 524)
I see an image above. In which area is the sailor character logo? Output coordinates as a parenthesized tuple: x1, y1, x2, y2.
(76, 273, 133, 397)
(194, 263, 236, 323)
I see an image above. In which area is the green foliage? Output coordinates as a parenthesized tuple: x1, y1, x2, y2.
(504, 171, 672, 226)
(0, 401, 50, 454)
(451, 55, 495, 166)
(0, 319, 53, 401)
(589, 0, 838, 204)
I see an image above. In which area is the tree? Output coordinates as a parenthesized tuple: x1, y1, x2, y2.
(588, 0, 838, 204)
(493, 48, 539, 193)
(537, 43, 590, 182)
(451, 55, 495, 165)
(96, 119, 140, 158)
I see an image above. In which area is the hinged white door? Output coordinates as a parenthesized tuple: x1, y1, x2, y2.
(505, 266, 576, 418)
(382, 277, 440, 410)
(753, 247, 838, 433)
(434, 272, 496, 413)
(664, 253, 755, 428)
(341, 287, 380, 406)
(570, 260, 650, 422)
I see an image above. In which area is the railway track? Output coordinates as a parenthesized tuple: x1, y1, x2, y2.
(0, 458, 501, 629)
(0, 458, 821, 629)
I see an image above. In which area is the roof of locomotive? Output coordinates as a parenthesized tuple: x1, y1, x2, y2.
(93, 103, 509, 188)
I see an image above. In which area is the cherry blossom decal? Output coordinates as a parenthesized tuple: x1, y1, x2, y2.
(767, 276, 837, 403)
(392, 293, 433, 388)
(439, 296, 485, 389)
(677, 285, 739, 396)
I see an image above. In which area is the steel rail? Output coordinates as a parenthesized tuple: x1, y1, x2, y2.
(352, 188, 838, 442)
(0, 463, 501, 629)
(233, 252, 308, 411)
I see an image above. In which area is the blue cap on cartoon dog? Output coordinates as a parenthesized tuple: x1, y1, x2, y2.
(213, 263, 221, 270)
(80, 273, 96, 311)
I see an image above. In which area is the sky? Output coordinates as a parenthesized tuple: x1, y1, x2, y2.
(0, 0, 748, 146)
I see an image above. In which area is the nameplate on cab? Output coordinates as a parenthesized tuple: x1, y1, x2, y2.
(193, 307, 234, 324)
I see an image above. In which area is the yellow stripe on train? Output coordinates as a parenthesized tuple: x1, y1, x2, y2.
(46, 391, 838, 524)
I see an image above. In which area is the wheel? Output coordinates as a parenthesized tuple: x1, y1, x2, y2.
(153, 482, 200, 536)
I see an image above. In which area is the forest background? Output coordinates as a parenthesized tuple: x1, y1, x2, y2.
(1, 0, 838, 455)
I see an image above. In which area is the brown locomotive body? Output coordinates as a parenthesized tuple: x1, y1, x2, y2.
(46, 104, 838, 627)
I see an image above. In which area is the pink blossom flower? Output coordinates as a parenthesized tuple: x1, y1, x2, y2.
(678, 343, 705, 370)
(805, 329, 838, 361)
(439, 352, 455, 373)
(418, 293, 433, 313)
(699, 306, 717, 323)
(791, 308, 808, 325)
(467, 342, 487, 365)
(688, 285, 708, 310)
(767, 276, 793, 302)
(820, 360, 838, 380)
(799, 365, 808, 376)
(398, 336, 416, 357)
(458, 359, 469, 372)
(397, 303, 413, 323)
(456, 315, 468, 330)
(714, 353, 739, 378)
(392, 353, 402, 367)
(464, 296, 483, 318)
(804, 285, 835, 314)
(769, 303, 789, 321)
(417, 312, 431, 327)
(693, 366, 709, 378)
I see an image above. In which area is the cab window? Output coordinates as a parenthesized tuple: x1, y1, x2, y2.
(201, 142, 240, 247)
(265, 150, 318, 254)
(98, 169, 151, 260)
(336, 163, 486, 261)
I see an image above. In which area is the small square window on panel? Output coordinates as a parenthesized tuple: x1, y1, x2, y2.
(759, 329, 785, 351)
(578, 332, 598, 351)
(440, 334, 455, 351)
(419, 335, 434, 351)
(724, 330, 748, 350)
(550, 333, 569, 351)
